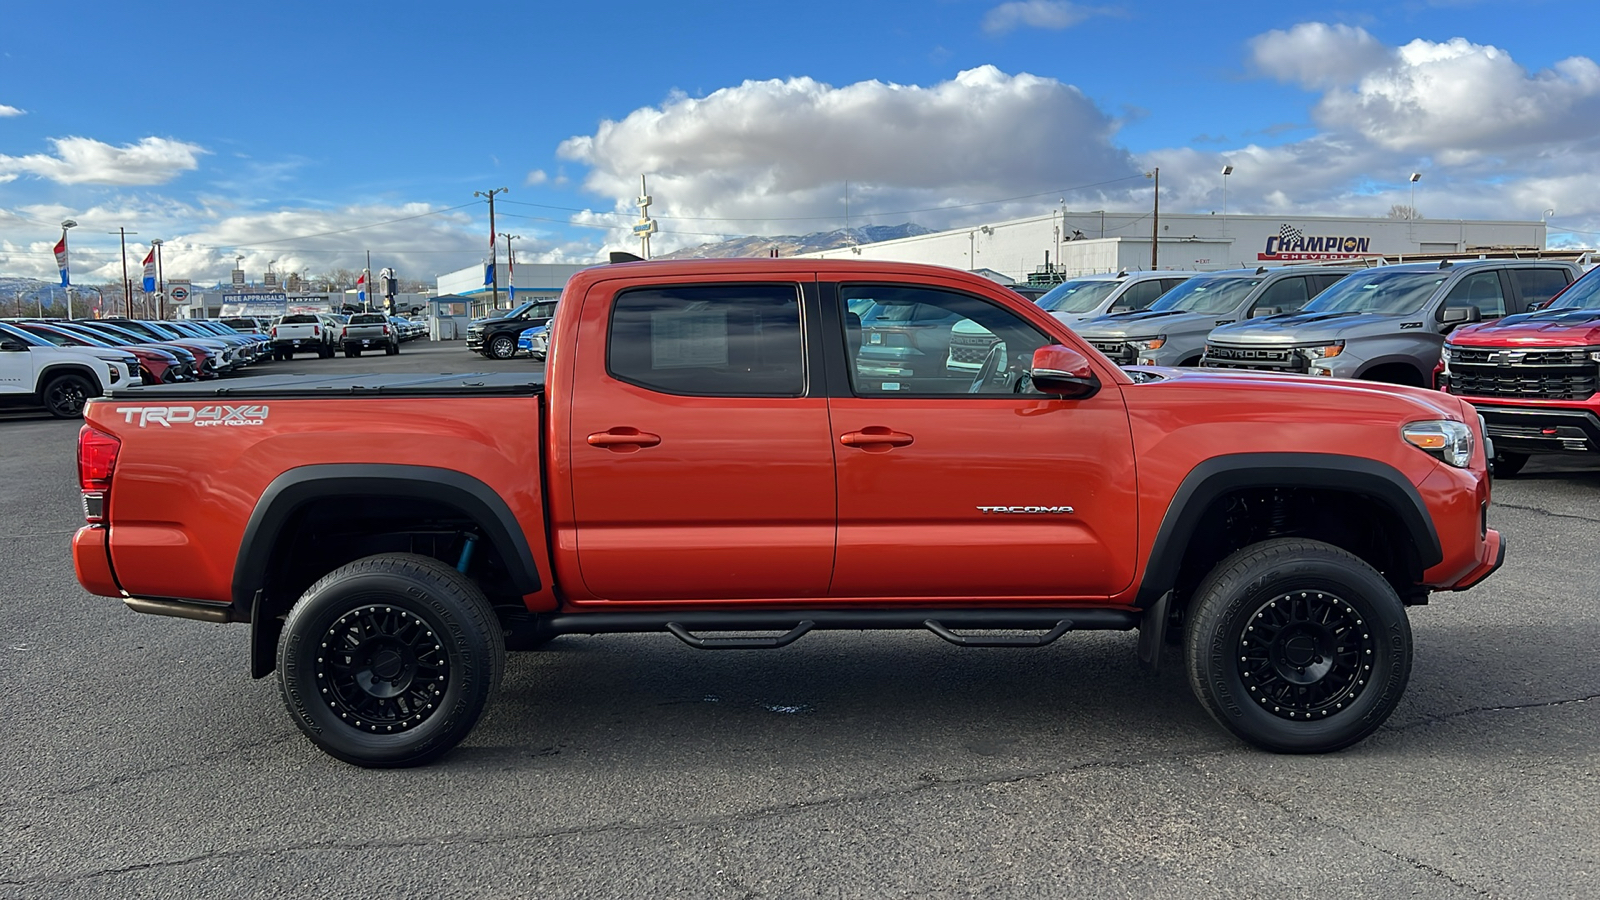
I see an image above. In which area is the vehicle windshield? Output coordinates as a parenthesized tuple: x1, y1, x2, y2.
(22, 325, 112, 348)
(1148, 277, 1261, 315)
(142, 322, 186, 339)
(221, 318, 259, 330)
(1550, 267, 1600, 310)
(1034, 280, 1121, 313)
(0, 322, 49, 346)
(1303, 270, 1450, 315)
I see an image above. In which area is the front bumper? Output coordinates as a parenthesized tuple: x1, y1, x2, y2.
(1447, 529, 1506, 592)
(1476, 406, 1600, 455)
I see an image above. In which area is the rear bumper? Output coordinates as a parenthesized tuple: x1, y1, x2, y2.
(73, 526, 121, 598)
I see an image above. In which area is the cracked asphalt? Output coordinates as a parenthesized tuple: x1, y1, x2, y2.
(3, 345, 1599, 898)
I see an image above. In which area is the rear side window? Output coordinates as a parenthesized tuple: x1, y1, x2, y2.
(1444, 271, 1507, 318)
(608, 284, 803, 397)
(1511, 268, 1572, 308)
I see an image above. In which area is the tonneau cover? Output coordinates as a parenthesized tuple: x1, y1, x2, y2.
(105, 371, 545, 400)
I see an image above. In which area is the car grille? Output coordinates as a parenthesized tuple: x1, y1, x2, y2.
(1089, 340, 1134, 365)
(949, 332, 1000, 364)
(466, 325, 484, 349)
(1202, 344, 1305, 371)
(1447, 346, 1598, 401)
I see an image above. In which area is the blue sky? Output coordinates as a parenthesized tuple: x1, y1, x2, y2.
(0, 0, 1592, 287)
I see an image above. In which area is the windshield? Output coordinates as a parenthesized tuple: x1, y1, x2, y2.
(221, 318, 258, 330)
(0, 323, 48, 346)
(25, 325, 111, 348)
(1149, 277, 1261, 315)
(1034, 280, 1121, 313)
(1551, 267, 1600, 310)
(1304, 270, 1449, 315)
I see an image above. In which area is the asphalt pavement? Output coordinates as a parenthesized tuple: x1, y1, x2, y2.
(3, 339, 1598, 898)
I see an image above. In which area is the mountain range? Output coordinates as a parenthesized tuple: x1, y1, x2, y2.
(658, 224, 935, 259)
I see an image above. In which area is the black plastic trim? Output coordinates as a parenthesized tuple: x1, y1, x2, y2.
(232, 464, 543, 614)
(1134, 453, 1443, 610)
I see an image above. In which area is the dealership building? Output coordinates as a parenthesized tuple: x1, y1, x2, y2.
(805, 211, 1557, 283)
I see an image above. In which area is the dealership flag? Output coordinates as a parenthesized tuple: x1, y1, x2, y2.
(142, 248, 156, 292)
(54, 232, 70, 286)
(508, 248, 515, 302)
(356, 272, 367, 303)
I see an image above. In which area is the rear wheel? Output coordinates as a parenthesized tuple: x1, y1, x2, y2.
(278, 553, 504, 768)
(41, 373, 96, 419)
(1185, 538, 1411, 754)
(1490, 451, 1529, 478)
(488, 334, 516, 360)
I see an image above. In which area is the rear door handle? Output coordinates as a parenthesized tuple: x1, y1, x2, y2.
(588, 428, 661, 450)
(839, 427, 914, 450)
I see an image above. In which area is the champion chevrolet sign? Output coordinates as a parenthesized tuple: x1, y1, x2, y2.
(1259, 225, 1373, 262)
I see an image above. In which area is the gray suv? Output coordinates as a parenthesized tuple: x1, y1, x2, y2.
(1201, 259, 1581, 386)
(1078, 267, 1352, 368)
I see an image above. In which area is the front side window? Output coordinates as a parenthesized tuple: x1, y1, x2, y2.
(842, 284, 1052, 396)
(1114, 280, 1166, 311)
(608, 284, 803, 397)
(1253, 277, 1310, 314)
(1444, 271, 1506, 318)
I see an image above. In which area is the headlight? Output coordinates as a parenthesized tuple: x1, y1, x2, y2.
(1131, 336, 1165, 351)
(1403, 420, 1474, 467)
(1299, 342, 1345, 359)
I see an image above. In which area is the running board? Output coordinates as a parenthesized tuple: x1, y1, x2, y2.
(506, 608, 1138, 651)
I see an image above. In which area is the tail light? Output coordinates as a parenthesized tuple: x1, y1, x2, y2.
(382, 325, 390, 335)
(312, 325, 320, 336)
(78, 425, 121, 524)
(270, 326, 278, 338)
(341, 326, 348, 338)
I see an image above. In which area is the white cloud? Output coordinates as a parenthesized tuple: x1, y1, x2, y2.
(0, 136, 205, 186)
(558, 66, 1136, 253)
(0, 104, 24, 117)
(524, 169, 548, 186)
(981, 1, 1111, 35)
(1250, 23, 1392, 89)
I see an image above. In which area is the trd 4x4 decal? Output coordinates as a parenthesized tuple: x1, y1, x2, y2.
(116, 405, 269, 427)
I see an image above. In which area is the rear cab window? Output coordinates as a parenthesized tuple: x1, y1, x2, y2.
(607, 284, 804, 397)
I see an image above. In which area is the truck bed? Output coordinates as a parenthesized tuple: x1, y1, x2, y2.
(105, 371, 545, 400)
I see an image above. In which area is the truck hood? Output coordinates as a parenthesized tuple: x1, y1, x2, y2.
(1449, 308, 1600, 347)
(1128, 365, 1465, 422)
(1207, 310, 1408, 345)
(1076, 309, 1235, 340)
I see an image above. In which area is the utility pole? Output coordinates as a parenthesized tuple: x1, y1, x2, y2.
(475, 187, 508, 310)
(1147, 167, 1160, 269)
(151, 239, 165, 319)
(110, 227, 138, 316)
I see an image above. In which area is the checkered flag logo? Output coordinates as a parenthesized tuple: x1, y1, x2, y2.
(1279, 223, 1305, 243)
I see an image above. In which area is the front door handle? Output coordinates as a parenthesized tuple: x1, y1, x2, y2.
(839, 426, 914, 451)
(588, 428, 662, 451)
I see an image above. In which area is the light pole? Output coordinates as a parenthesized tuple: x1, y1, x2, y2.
(109, 227, 138, 316)
(61, 219, 78, 319)
(151, 239, 165, 319)
(1220, 165, 1234, 236)
(474, 187, 508, 310)
(1153, 167, 1162, 268)
(1408, 172, 1421, 218)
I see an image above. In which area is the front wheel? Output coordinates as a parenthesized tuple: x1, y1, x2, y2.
(42, 373, 96, 418)
(1184, 538, 1411, 754)
(488, 334, 516, 360)
(277, 553, 504, 767)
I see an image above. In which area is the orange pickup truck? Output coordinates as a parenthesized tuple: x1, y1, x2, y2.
(73, 258, 1505, 767)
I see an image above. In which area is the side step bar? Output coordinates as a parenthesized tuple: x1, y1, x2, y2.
(507, 608, 1139, 651)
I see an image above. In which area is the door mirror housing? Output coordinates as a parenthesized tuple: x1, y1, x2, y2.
(1440, 306, 1482, 330)
(1030, 345, 1101, 399)
(1250, 306, 1281, 319)
(0, 339, 28, 352)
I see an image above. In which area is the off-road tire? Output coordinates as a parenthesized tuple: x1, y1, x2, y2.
(42, 372, 96, 419)
(488, 334, 516, 360)
(1185, 538, 1411, 754)
(1490, 452, 1529, 478)
(278, 553, 505, 768)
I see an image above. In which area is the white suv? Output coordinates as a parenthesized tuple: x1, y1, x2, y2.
(0, 321, 129, 418)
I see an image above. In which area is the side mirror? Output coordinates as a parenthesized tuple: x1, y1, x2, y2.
(1440, 306, 1481, 330)
(1250, 306, 1281, 318)
(0, 339, 27, 352)
(1030, 345, 1101, 399)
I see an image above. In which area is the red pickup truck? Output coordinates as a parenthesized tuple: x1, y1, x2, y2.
(73, 258, 1504, 767)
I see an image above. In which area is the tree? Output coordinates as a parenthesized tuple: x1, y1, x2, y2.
(1387, 204, 1422, 220)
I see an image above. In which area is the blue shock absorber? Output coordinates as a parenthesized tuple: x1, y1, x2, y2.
(456, 533, 479, 574)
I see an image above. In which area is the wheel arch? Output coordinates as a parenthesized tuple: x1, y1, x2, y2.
(1135, 453, 1441, 644)
(34, 361, 105, 395)
(235, 464, 542, 678)
(1354, 356, 1429, 386)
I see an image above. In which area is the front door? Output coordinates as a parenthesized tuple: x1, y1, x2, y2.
(827, 279, 1140, 601)
(566, 278, 837, 602)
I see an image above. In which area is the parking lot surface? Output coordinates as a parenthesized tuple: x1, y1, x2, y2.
(3, 340, 1598, 898)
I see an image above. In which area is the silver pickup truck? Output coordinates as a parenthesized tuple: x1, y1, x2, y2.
(270, 314, 338, 360)
(340, 313, 400, 357)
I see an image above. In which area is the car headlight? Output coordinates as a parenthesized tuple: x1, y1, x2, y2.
(1300, 342, 1345, 359)
(1402, 420, 1474, 467)
(1130, 336, 1165, 351)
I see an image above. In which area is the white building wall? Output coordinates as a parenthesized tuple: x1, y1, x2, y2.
(805, 212, 1548, 280)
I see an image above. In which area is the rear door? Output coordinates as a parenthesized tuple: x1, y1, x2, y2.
(565, 276, 837, 601)
(824, 276, 1139, 600)
(1508, 266, 1574, 312)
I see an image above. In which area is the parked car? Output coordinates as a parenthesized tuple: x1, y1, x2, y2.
(517, 324, 549, 359)
(0, 321, 124, 417)
(269, 314, 338, 360)
(467, 300, 559, 359)
(6, 320, 193, 384)
(69, 320, 226, 379)
(339, 313, 400, 356)
(1202, 259, 1582, 386)
(1441, 263, 1600, 475)
(77, 257, 1505, 765)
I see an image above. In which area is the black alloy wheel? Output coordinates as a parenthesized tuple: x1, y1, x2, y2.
(1185, 538, 1411, 754)
(278, 553, 504, 767)
(42, 373, 95, 419)
(488, 334, 516, 360)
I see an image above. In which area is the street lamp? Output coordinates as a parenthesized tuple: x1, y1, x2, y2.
(1220, 165, 1234, 237)
(474, 187, 509, 308)
(1409, 172, 1422, 219)
(1145, 167, 1161, 268)
(61, 220, 78, 319)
